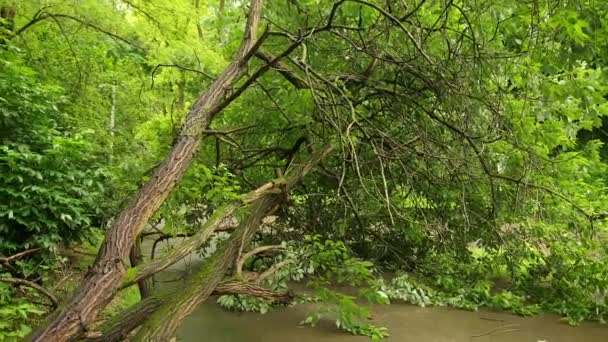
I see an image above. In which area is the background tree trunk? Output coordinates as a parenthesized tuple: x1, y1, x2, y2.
(129, 236, 153, 299)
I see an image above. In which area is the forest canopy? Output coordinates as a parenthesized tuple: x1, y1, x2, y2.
(1, 0, 608, 341)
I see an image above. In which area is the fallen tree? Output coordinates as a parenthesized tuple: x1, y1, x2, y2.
(85, 147, 330, 341)
(133, 148, 329, 340)
(26, 1, 265, 340)
(8, 0, 608, 339)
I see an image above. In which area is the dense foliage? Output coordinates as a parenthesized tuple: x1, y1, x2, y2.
(1, 0, 608, 340)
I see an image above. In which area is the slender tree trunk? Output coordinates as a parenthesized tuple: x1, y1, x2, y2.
(87, 281, 290, 342)
(27, 2, 264, 340)
(129, 236, 153, 299)
(108, 82, 116, 155)
(214, 280, 293, 304)
(84, 195, 273, 342)
(0, 6, 15, 45)
(87, 296, 165, 342)
(94, 247, 290, 342)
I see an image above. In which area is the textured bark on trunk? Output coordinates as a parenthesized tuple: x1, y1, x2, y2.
(86, 199, 276, 342)
(86, 296, 165, 342)
(27, 2, 264, 341)
(0, 6, 15, 32)
(214, 280, 293, 304)
(87, 281, 290, 342)
(122, 178, 289, 290)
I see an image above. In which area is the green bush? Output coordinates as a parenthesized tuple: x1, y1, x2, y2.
(0, 48, 108, 257)
(382, 222, 608, 324)
(0, 281, 46, 341)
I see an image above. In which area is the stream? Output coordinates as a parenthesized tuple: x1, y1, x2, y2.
(148, 238, 608, 341)
(176, 299, 608, 342)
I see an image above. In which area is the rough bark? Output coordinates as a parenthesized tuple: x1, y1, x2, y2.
(86, 296, 165, 342)
(214, 280, 293, 304)
(87, 281, 290, 342)
(132, 148, 331, 341)
(121, 179, 280, 290)
(27, 1, 265, 340)
(87, 199, 275, 342)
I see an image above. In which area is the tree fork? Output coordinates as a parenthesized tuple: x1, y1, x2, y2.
(86, 195, 279, 342)
(27, 1, 265, 340)
(132, 148, 331, 340)
(119, 151, 329, 291)
(120, 204, 238, 290)
(121, 179, 283, 291)
(86, 148, 331, 341)
(130, 199, 276, 340)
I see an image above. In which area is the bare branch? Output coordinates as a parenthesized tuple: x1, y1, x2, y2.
(0, 248, 41, 263)
(254, 50, 308, 89)
(236, 244, 285, 276)
(151, 63, 215, 89)
(0, 277, 58, 308)
(119, 0, 161, 27)
(255, 259, 291, 284)
(14, 12, 143, 50)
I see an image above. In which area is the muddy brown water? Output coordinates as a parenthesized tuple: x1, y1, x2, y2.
(175, 299, 608, 342)
(147, 238, 608, 341)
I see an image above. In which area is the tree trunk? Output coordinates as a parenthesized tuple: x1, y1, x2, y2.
(129, 236, 153, 299)
(87, 296, 164, 342)
(27, 1, 265, 340)
(0, 6, 15, 44)
(0, 6, 15, 32)
(87, 281, 290, 342)
(85, 195, 277, 342)
(121, 204, 237, 290)
(214, 280, 293, 304)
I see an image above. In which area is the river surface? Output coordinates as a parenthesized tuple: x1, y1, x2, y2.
(147, 237, 608, 341)
(175, 298, 608, 342)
